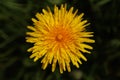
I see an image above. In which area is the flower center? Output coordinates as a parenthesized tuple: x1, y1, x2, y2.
(56, 34, 63, 41)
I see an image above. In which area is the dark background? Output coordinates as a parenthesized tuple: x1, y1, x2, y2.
(0, 0, 120, 80)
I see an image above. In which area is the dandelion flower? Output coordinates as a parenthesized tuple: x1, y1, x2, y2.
(26, 4, 95, 73)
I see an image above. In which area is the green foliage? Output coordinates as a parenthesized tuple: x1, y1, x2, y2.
(0, 0, 120, 80)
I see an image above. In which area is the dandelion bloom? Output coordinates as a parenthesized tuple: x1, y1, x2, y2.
(26, 4, 95, 73)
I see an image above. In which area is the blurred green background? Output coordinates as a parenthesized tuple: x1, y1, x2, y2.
(0, 0, 120, 80)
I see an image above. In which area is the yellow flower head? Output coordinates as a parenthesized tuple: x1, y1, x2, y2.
(26, 4, 95, 73)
